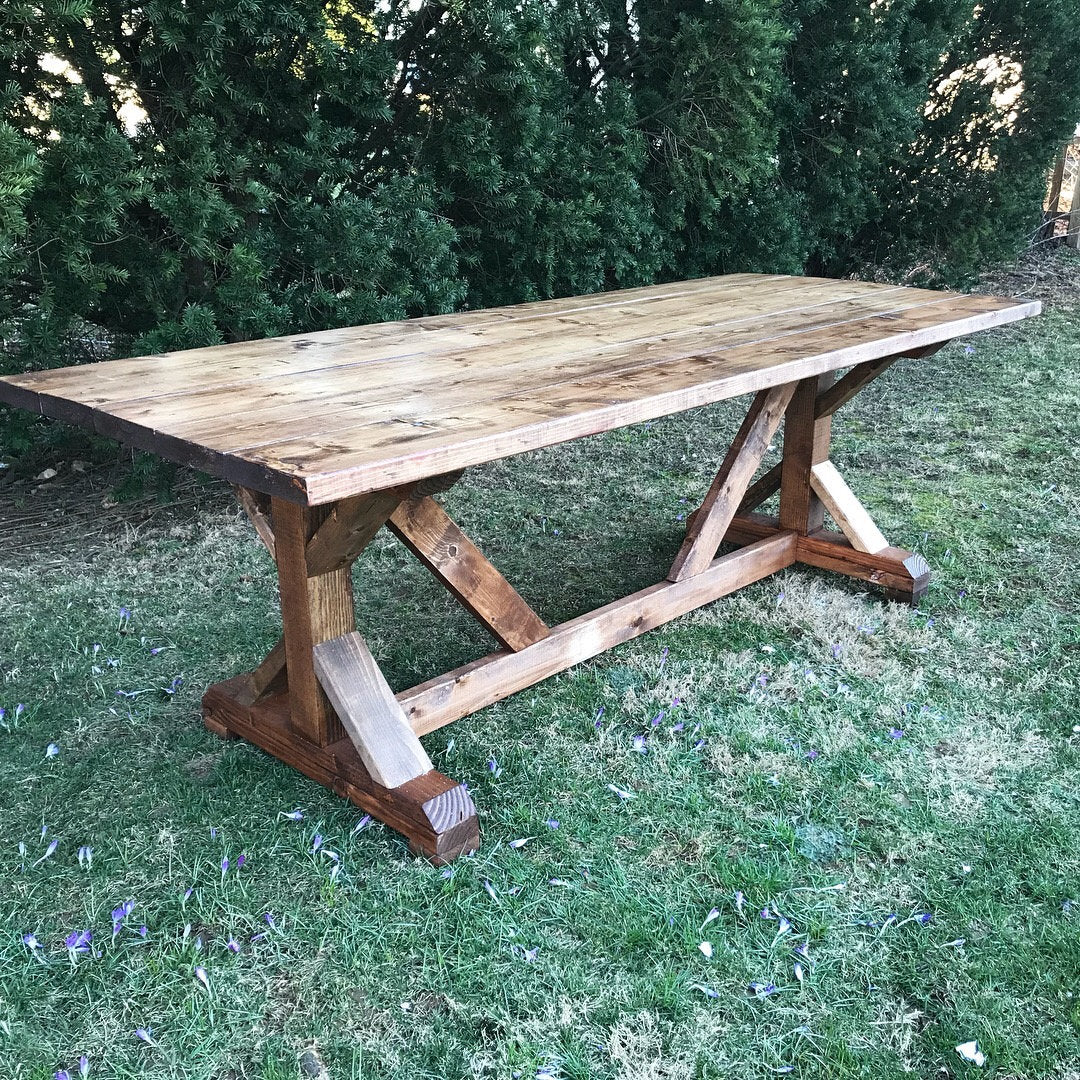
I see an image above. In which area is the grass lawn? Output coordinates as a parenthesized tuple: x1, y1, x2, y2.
(1, 253, 1079, 1080)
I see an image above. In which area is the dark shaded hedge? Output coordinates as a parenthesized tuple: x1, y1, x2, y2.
(2, 0, 1078, 380)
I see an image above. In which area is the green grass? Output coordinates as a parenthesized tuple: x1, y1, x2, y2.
(2, 259, 1080, 1079)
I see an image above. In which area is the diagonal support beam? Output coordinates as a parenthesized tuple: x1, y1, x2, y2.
(814, 343, 945, 420)
(313, 631, 434, 789)
(240, 637, 288, 704)
(668, 383, 796, 582)
(235, 486, 276, 558)
(388, 496, 549, 651)
(305, 489, 408, 576)
(809, 461, 889, 554)
(738, 461, 783, 514)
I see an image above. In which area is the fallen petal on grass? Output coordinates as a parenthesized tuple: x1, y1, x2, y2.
(956, 1041, 986, 1067)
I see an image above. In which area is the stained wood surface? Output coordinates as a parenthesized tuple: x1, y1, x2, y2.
(272, 498, 355, 745)
(398, 532, 797, 736)
(203, 677, 478, 862)
(311, 631, 433, 789)
(809, 460, 889, 554)
(388, 496, 549, 651)
(668, 383, 795, 581)
(0, 275, 1039, 504)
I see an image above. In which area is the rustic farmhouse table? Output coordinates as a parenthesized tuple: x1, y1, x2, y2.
(0, 275, 1039, 861)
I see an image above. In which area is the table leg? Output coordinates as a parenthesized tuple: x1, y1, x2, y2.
(718, 355, 937, 605)
(203, 489, 479, 862)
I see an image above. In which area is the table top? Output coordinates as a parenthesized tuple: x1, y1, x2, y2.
(0, 274, 1039, 505)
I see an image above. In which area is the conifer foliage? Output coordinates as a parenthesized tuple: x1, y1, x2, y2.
(1, 1, 1078, 377)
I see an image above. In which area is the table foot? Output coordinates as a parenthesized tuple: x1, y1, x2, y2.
(725, 512, 930, 606)
(202, 676, 480, 863)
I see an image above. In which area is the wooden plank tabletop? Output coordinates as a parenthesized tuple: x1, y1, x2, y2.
(0, 274, 1039, 505)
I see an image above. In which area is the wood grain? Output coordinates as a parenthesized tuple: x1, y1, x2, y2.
(272, 498, 356, 745)
(312, 632, 433, 789)
(387, 496, 549, 651)
(304, 488, 405, 576)
(668, 383, 795, 581)
(809, 461, 889, 554)
(397, 532, 797, 736)
(0, 276, 1040, 505)
(203, 678, 478, 862)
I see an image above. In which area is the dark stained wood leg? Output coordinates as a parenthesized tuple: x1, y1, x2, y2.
(205, 489, 480, 861)
(780, 373, 834, 535)
(272, 498, 356, 746)
(202, 677, 478, 863)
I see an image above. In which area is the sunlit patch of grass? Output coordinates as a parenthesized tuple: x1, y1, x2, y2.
(2, 260, 1080, 1077)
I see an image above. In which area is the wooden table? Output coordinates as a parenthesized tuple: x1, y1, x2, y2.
(0, 274, 1039, 861)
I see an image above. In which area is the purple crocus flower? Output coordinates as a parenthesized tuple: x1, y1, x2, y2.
(632, 735, 647, 754)
(56, 1070, 71, 1080)
(594, 707, 604, 728)
(650, 712, 664, 728)
(134, 1027, 155, 1046)
(220, 857, 229, 877)
(545, 819, 559, 829)
(486, 757, 500, 775)
(888, 727, 904, 739)
(350, 815, 372, 836)
(34, 839, 59, 867)
(45, 743, 60, 759)
(194, 966, 209, 990)
(77, 845, 92, 868)
(226, 937, 240, 954)
(281, 809, 304, 822)
(79, 1057, 89, 1078)
(65, 929, 92, 955)
(23, 932, 40, 950)
(263, 912, 276, 929)
(311, 834, 323, 853)
(915, 912, 932, 925)
(236, 854, 246, 869)
(748, 981, 778, 997)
